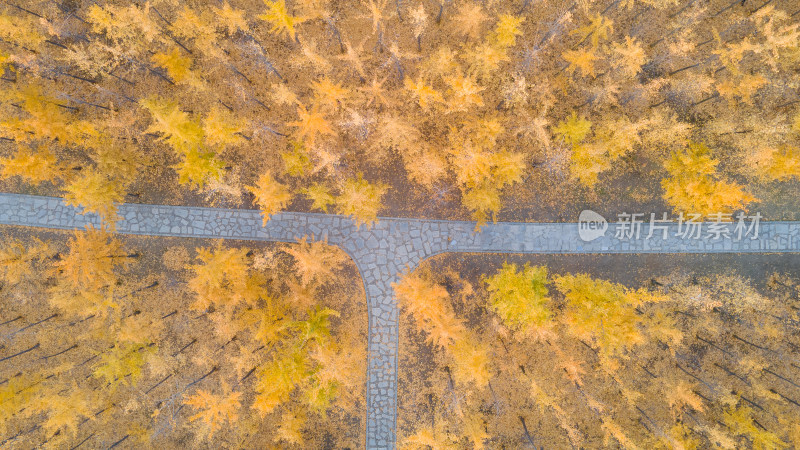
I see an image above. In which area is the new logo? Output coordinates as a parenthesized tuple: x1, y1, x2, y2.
(578, 210, 607, 242)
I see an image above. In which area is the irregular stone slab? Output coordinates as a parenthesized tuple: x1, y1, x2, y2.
(1, 193, 798, 449)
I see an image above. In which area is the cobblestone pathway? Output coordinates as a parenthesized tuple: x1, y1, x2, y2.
(2, 193, 799, 449)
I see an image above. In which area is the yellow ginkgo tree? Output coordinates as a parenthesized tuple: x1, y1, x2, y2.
(484, 262, 552, 336)
(187, 241, 264, 311)
(247, 172, 292, 224)
(553, 273, 668, 368)
(151, 47, 203, 88)
(334, 175, 388, 228)
(747, 145, 800, 181)
(54, 229, 131, 292)
(283, 237, 347, 287)
(661, 142, 756, 216)
(184, 387, 243, 439)
(140, 97, 228, 189)
(48, 229, 133, 318)
(259, 0, 305, 41)
(0, 237, 53, 285)
(448, 118, 526, 226)
(393, 268, 489, 388)
(0, 145, 64, 185)
(63, 169, 126, 221)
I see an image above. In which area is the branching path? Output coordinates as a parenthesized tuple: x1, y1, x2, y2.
(2, 192, 799, 449)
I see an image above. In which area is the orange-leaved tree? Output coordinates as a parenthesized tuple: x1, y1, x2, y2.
(0, 237, 53, 285)
(186, 241, 264, 311)
(393, 268, 489, 388)
(334, 175, 387, 229)
(63, 169, 125, 222)
(49, 228, 134, 317)
(184, 386, 243, 439)
(247, 172, 292, 225)
(747, 145, 800, 181)
(283, 237, 347, 288)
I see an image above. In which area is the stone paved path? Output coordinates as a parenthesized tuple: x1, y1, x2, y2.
(2, 193, 800, 449)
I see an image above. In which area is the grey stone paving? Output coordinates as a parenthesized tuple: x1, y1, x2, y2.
(1, 193, 799, 449)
